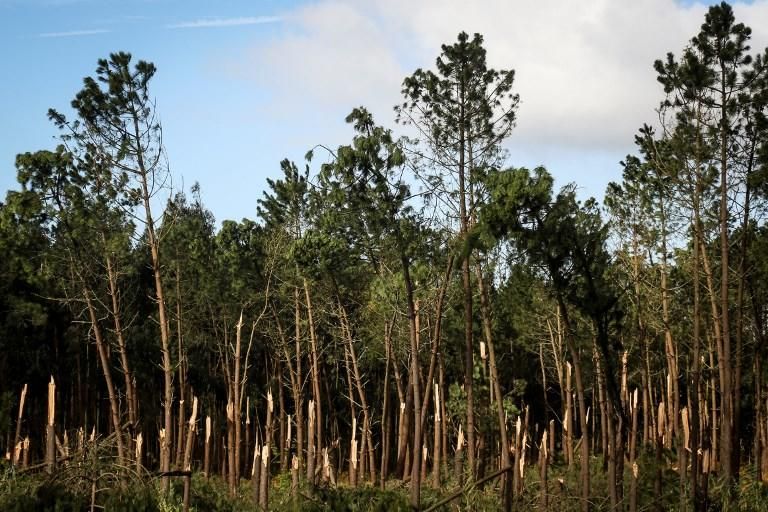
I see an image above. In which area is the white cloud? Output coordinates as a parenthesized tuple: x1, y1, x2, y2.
(204, 0, 768, 205)
(38, 28, 109, 38)
(235, 3, 404, 119)
(167, 16, 281, 29)
(236, 0, 768, 153)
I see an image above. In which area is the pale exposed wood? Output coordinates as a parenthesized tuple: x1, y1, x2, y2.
(12, 384, 27, 467)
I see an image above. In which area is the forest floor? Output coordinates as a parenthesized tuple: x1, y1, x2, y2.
(2, 454, 768, 511)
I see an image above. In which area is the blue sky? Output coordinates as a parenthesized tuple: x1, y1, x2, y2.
(1, 0, 766, 224)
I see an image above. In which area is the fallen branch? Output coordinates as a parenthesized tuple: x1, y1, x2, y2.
(422, 465, 514, 512)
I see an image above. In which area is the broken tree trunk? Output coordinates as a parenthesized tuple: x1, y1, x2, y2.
(46, 377, 56, 474)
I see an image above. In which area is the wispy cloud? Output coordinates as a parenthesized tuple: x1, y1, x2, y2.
(38, 28, 109, 38)
(167, 16, 281, 29)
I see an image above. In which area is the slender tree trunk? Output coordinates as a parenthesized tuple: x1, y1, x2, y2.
(718, 67, 733, 484)
(475, 264, 511, 509)
(397, 359, 413, 478)
(557, 299, 590, 512)
(294, 288, 304, 469)
(12, 384, 26, 468)
(307, 399, 315, 484)
(381, 322, 392, 488)
(457, 75, 476, 482)
(233, 314, 245, 484)
(227, 400, 236, 495)
(629, 389, 639, 512)
(691, 166, 703, 510)
(402, 254, 423, 510)
(105, 253, 136, 433)
(439, 353, 449, 475)
(338, 298, 375, 483)
(733, 165, 753, 479)
(565, 362, 574, 467)
(174, 266, 186, 470)
(418, 256, 454, 434)
(278, 366, 288, 472)
(343, 346, 358, 484)
(183, 397, 197, 472)
(658, 198, 679, 448)
(260, 392, 273, 510)
(204, 416, 211, 478)
(84, 289, 125, 464)
(132, 122, 173, 491)
(432, 381, 441, 488)
(46, 378, 56, 474)
(303, 279, 323, 474)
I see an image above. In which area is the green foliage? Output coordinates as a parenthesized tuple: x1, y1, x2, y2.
(183, 475, 258, 512)
(303, 486, 410, 512)
(3, 9, 768, 512)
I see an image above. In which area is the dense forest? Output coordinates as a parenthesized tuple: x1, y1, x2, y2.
(1, 2, 768, 510)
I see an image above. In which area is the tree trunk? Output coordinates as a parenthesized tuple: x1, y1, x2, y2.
(84, 289, 125, 464)
(338, 298, 375, 483)
(717, 66, 733, 484)
(303, 279, 323, 475)
(475, 264, 511, 508)
(557, 300, 590, 512)
(105, 252, 136, 434)
(135, 144, 173, 493)
(380, 322, 392, 488)
(402, 254, 423, 510)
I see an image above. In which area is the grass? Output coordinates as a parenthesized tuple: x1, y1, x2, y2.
(0, 450, 766, 511)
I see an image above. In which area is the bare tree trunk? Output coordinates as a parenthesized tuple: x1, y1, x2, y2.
(105, 253, 136, 434)
(252, 441, 261, 504)
(717, 74, 733, 484)
(629, 389, 639, 512)
(403, 255, 423, 510)
(304, 279, 323, 474)
(655, 401, 664, 512)
(701, 239, 724, 474)
(138, 173, 173, 492)
(419, 256, 455, 436)
(84, 289, 125, 464)
(343, 347, 358, 484)
(454, 424, 465, 482)
(439, 355, 449, 476)
(733, 176, 752, 480)
(350, 416, 358, 487)
(46, 377, 56, 474)
(232, 315, 245, 484)
(557, 300, 590, 512)
(204, 416, 211, 478)
(475, 264, 511, 508)
(456, 73, 476, 484)
(691, 185, 703, 510)
(183, 397, 198, 471)
(659, 202, 680, 448)
(12, 384, 27, 468)
(260, 392, 273, 510)
(397, 366, 413, 479)
(338, 298, 375, 483)
(565, 362, 574, 467)
(174, 266, 186, 470)
(539, 429, 548, 512)
(278, 367, 288, 472)
(380, 323, 392, 488)
(294, 288, 304, 470)
(227, 400, 236, 495)
(679, 406, 690, 511)
(597, 356, 607, 468)
(432, 382, 441, 488)
(307, 400, 315, 484)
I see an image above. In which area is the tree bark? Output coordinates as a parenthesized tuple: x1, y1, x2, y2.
(84, 288, 125, 464)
